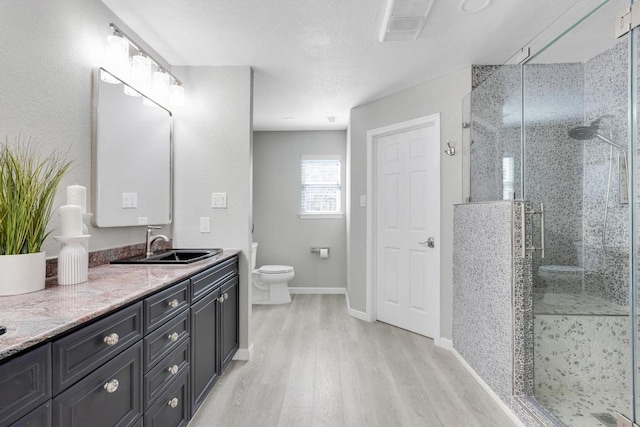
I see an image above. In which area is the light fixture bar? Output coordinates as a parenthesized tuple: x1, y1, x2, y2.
(110, 23, 182, 86)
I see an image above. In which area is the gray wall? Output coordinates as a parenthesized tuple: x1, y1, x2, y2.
(172, 66, 254, 351)
(0, 0, 172, 257)
(252, 131, 347, 289)
(348, 67, 471, 340)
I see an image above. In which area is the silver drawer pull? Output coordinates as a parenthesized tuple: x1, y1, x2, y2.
(218, 296, 225, 304)
(104, 379, 119, 393)
(168, 397, 179, 408)
(103, 333, 119, 346)
(223, 293, 229, 301)
(168, 332, 179, 342)
(168, 364, 179, 375)
(167, 299, 179, 308)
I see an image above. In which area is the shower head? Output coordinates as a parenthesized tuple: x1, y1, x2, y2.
(568, 126, 598, 141)
(568, 118, 625, 154)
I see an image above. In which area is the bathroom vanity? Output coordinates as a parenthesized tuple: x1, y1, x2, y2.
(0, 251, 239, 427)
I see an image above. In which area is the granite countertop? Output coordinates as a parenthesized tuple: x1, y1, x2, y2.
(0, 249, 240, 361)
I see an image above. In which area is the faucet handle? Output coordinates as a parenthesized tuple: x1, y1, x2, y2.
(147, 225, 162, 230)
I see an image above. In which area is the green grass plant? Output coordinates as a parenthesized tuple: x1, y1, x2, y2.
(0, 139, 71, 255)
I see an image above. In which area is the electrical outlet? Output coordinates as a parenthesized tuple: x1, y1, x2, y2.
(359, 195, 367, 207)
(137, 217, 148, 225)
(200, 217, 210, 233)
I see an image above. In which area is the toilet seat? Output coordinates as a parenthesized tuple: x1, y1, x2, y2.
(259, 265, 294, 274)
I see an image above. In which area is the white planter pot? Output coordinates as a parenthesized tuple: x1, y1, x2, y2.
(0, 252, 46, 296)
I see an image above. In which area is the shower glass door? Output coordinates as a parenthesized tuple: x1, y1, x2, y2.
(523, 0, 634, 425)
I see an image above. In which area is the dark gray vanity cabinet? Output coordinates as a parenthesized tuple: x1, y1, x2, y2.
(2, 254, 239, 427)
(189, 256, 239, 415)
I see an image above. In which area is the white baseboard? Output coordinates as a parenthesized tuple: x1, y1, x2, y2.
(345, 292, 373, 322)
(232, 343, 254, 361)
(450, 349, 525, 427)
(435, 337, 453, 351)
(289, 287, 346, 294)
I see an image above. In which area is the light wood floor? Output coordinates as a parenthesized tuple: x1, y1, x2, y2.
(189, 294, 517, 427)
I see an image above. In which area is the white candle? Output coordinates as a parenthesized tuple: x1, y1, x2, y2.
(60, 205, 83, 237)
(67, 185, 86, 214)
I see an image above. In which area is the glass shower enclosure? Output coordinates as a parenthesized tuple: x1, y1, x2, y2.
(469, 0, 640, 425)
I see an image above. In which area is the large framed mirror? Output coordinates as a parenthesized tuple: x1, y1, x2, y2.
(91, 68, 172, 227)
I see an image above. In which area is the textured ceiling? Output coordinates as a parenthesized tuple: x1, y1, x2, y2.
(101, 0, 587, 130)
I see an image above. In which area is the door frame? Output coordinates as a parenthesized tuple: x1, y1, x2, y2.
(365, 113, 441, 342)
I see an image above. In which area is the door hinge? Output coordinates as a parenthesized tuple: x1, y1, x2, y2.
(615, 6, 640, 38)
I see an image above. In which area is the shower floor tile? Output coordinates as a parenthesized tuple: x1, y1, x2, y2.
(536, 389, 630, 427)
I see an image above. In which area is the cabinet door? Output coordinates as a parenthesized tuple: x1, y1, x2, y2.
(220, 276, 239, 371)
(10, 400, 51, 427)
(52, 342, 142, 427)
(0, 344, 51, 426)
(190, 288, 219, 415)
(143, 369, 189, 427)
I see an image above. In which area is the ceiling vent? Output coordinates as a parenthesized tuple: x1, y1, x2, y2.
(379, 0, 434, 42)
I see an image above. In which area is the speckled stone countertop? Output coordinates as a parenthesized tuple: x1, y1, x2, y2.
(0, 249, 240, 361)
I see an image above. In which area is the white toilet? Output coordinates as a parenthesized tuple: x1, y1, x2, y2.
(251, 242, 294, 304)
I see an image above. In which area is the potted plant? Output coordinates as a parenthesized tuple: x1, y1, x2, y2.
(0, 140, 70, 296)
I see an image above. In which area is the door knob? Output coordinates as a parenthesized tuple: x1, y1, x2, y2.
(419, 237, 435, 248)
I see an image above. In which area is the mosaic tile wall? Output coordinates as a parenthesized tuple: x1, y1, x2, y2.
(452, 201, 515, 404)
(582, 39, 630, 307)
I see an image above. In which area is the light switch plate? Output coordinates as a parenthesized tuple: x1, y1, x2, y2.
(211, 192, 227, 209)
(200, 217, 210, 233)
(122, 192, 137, 209)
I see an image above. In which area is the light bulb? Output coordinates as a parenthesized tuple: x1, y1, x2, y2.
(104, 34, 129, 83)
(124, 54, 151, 97)
(169, 84, 184, 107)
(152, 71, 170, 106)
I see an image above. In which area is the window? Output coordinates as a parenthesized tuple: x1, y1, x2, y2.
(502, 156, 515, 200)
(300, 155, 342, 218)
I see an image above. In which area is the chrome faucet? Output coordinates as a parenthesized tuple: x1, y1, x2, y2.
(146, 226, 170, 257)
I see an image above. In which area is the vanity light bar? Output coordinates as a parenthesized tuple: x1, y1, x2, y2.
(109, 23, 182, 86)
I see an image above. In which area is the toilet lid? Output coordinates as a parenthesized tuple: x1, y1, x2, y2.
(539, 265, 584, 274)
(259, 265, 294, 274)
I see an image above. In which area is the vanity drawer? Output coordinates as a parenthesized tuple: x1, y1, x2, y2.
(0, 344, 51, 427)
(143, 369, 189, 427)
(144, 279, 190, 333)
(191, 256, 237, 302)
(52, 341, 142, 427)
(53, 302, 143, 394)
(144, 338, 190, 408)
(10, 400, 51, 427)
(144, 310, 189, 372)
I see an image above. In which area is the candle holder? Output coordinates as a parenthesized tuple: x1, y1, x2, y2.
(54, 235, 91, 286)
(81, 213, 93, 252)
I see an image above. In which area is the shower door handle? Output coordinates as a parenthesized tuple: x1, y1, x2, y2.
(522, 202, 545, 259)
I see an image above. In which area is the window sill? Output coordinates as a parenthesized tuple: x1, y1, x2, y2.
(299, 213, 344, 219)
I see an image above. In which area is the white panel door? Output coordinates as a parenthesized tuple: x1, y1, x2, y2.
(375, 123, 439, 338)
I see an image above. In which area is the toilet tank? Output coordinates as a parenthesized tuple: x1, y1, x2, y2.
(251, 242, 258, 269)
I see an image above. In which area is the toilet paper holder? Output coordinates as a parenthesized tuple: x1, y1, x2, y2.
(310, 247, 330, 257)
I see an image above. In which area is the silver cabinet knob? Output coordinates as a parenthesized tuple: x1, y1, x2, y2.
(167, 299, 179, 308)
(168, 397, 179, 408)
(223, 293, 229, 301)
(103, 333, 119, 346)
(168, 332, 179, 342)
(218, 296, 225, 304)
(168, 364, 179, 375)
(104, 379, 119, 393)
